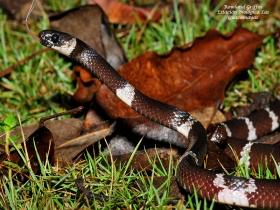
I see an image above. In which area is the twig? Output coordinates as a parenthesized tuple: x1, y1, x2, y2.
(0, 48, 50, 78)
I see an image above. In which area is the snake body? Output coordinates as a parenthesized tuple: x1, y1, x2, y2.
(38, 30, 280, 209)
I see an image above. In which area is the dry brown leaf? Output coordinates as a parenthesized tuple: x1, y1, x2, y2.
(96, 27, 264, 119)
(88, 0, 162, 24)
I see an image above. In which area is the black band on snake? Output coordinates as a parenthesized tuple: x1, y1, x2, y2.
(38, 30, 280, 209)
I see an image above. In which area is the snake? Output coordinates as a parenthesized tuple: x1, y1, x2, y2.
(24, 23, 280, 208)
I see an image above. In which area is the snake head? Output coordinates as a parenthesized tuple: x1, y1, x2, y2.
(39, 30, 77, 57)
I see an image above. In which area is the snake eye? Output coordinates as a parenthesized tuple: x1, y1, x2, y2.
(51, 34, 59, 43)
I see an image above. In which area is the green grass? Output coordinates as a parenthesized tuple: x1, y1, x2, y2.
(0, 0, 280, 209)
(223, 34, 280, 110)
(0, 0, 84, 123)
(0, 134, 218, 209)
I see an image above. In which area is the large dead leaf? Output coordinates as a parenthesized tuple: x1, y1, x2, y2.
(96, 27, 264, 119)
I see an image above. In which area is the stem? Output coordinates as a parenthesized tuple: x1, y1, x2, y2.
(5, 130, 10, 157)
